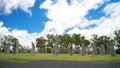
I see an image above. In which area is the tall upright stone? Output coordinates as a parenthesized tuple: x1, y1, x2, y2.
(53, 35, 59, 56)
(69, 44, 73, 56)
(92, 43, 97, 55)
(4, 44, 10, 54)
(31, 42, 35, 54)
(4, 41, 10, 54)
(101, 45, 105, 55)
(81, 43, 86, 56)
(53, 44, 59, 56)
(109, 40, 115, 57)
(13, 43, 19, 54)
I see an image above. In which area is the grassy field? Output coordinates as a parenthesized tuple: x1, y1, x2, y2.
(0, 53, 120, 63)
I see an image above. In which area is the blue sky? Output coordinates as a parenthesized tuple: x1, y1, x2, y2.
(0, 0, 48, 33)
(0, 0, 119, 33)
(0, 0, 120, 47)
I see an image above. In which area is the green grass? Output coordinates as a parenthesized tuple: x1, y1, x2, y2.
(0, 53, 120, 63)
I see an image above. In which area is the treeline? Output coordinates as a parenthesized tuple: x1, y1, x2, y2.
(0, 30, 120, 57)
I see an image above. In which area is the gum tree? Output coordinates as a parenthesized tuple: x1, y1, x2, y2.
(114, 30, 120, 54)
(36, 37, 46, 53)
(0, 35, 19, 54)
(64, 34, 74, 56)
(72, 34, 81, 55)
(12, 37, 19, 54)
(81, 36, 90, 56)
(98, 36, 110, 55)
(47, 34, 55, 53)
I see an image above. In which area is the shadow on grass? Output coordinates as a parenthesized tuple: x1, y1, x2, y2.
(7, 58, 30, 63)
(0, 65, 7, 68)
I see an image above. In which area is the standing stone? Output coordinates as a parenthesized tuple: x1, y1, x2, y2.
(101, 45, 105, 55)
(4, 44, 10, 54)
(31, 42, 35, 54)
(97, 47, 102, 54)
(53, 35, 59, 56)
(13, 43, 19, 54)
(53, 44, 59, 56)
(92, 43, 97, 55)
(69, 44, 73, 56)
(81, 44, 86, 56)
(109, 40, 115, 57)
(86, 47, 90, 54)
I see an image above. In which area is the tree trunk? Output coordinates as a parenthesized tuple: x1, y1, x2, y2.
(37, 47, 40, 53)
(41, 48, 44, 53)
(45, 47, 47, 53)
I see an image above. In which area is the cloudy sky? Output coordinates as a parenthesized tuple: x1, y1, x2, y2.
(0, 0, 120, 47)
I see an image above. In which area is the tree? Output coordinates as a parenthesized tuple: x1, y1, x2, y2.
(64, 34, 74, 56)
(0, 35, 11, 54)
(114, 30, 120, 54)
(12, 37, 19, 54)
(0, 35, 19, 54)
(47, 34, 54, 53)
(72, 34, 81, 55)
(18, 44, 24, 53)
(58, 35, 64, 54)
(98, 36, 110, 55)
(81, 36, 90, 56)
(18, 45, 30, 53)
(36, 37, 46, 53)
(114, 30, 120, 48)
(0, 41, 4, 52)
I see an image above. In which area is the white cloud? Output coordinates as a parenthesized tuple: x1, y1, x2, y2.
(0, 21, 39, 48)
(40, 0, 108, 36)
(0, 0, 36, 16)
(68, 2, 120, 39)
(0, 21, 10, 37)
(0, 21, 3, 27)
(11, 30, 39, 48)
(1, 0, 120, 48)
(40, 0, 120, 39)
(104, 2, 120, 17)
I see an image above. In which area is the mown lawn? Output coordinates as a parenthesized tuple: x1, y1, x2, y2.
(0, 53, 120, 63)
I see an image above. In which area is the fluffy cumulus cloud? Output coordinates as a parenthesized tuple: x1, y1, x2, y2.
(11, 30, 39, 47)
(0, 0, 36, 16)
(0, 21, 10, 37)
(40, 0, 120, 39)
(76, 1, 120, 39)
(0, 21, 39, 48)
